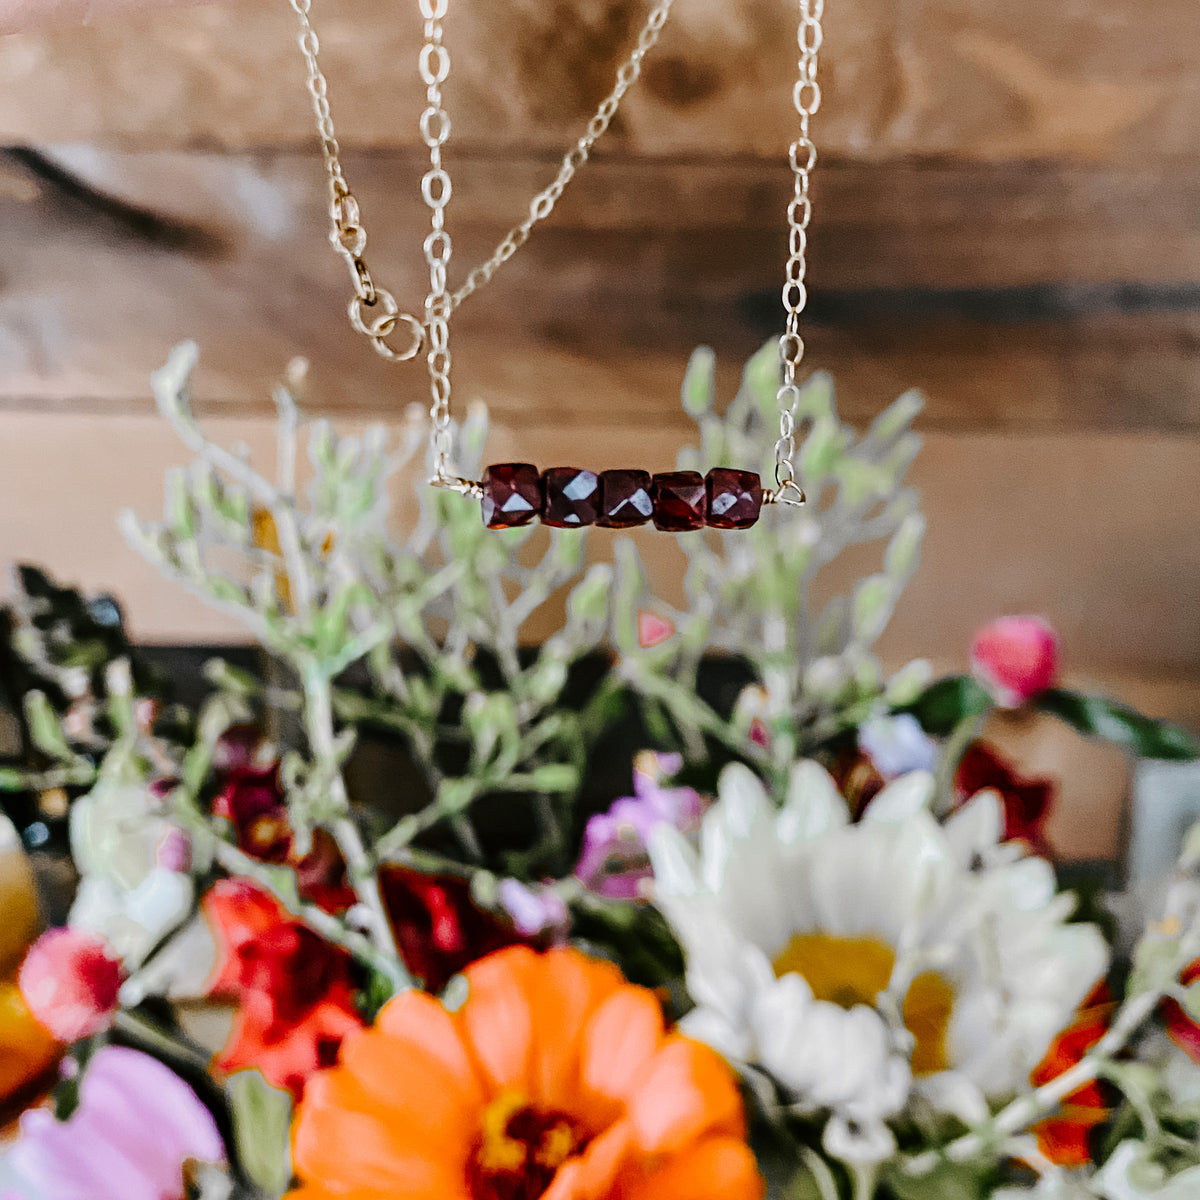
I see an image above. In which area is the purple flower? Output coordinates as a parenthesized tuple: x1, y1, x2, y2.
(3, 1046, 224, 1200)
(497, 879, 570, 937)
(575, 752, 705, 899)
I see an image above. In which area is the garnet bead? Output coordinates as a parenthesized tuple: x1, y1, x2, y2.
(542, 467, 600, 527)
(706, 468, 763, 529)
(597, 469, 654, 528)
(651, 471, 707, 532)
(481, 463, 542, 528)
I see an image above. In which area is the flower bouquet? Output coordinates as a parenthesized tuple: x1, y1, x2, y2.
(1, 342, 1198, 1200)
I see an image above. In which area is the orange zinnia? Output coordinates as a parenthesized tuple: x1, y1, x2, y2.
(287, 945, 763, 1200)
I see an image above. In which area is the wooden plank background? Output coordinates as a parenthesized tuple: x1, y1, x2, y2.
(0, 0, 1198, 735)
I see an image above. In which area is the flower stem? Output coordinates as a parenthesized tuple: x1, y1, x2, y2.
(901, 975, 1174, 1177)
(300, 665, 404, 974)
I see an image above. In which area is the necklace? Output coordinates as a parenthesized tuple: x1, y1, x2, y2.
(288, 0, 823, 532)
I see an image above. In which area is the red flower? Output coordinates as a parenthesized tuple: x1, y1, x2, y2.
(970, 614, 1059, 708)
(1029, 982, 1116, 1167)
(954, 742, 1056, 856)
(379, 866, 526, 993)
(213, 761, 357, 914)
(1162, 957, 1200, 1063)
(18, 928, 123, 1044)
(202, 878, 364, 1096)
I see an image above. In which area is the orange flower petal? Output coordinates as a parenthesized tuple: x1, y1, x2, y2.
(526, 948, 625, 1114)
(288, 948, 754, 1200)
(371, 990, 483, 1103)
(623, 1136, 765, 1200)
(541, 1119, 635, 1200)
(579, 987, 664, 1116)
(626, 1036, 745, 1155)
(293, 1072, 469, 1196)
(459, 946, 540, 1096)
(339, 1028, 481, 1144)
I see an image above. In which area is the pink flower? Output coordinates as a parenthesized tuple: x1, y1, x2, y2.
(970, 614, 1060, 707)
(18, 928, 123, 1043)
(4, 1045, 224, 1200)
(575, 752, 705, 899)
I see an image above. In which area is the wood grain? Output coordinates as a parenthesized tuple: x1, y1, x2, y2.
(0, 0, 1196, 162)
(2, 151, 1199, 431)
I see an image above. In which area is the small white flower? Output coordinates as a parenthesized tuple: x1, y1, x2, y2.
(1093, 1142, 1200, 1200)
(68, 778, 198, 981)
(649, 760, 1109, 1166)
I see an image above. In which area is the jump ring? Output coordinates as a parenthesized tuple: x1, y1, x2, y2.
(348, 287, 399, 336)
(370, 312, 424, 363)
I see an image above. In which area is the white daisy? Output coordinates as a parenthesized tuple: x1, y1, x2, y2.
(648, 760, 1109, 1165)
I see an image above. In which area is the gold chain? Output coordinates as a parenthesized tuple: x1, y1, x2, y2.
(288, 0, 822, 502)
(772, 0, 823, 506)
(287, 0, 676, 480)
(418, 0, 454, 479)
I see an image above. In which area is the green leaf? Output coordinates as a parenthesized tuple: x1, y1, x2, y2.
(1037, 689, 1200, 760)
(901, 675, 992, 735)
(24, 691, 73, 760)
(884, 659, 933, 707)
(526, 763, 579, 794)
(884, 512, 925, 581)
(851, 573, 894, 643)
(227, 1070, 292, 1198)
(0, 767, 26, 790)
(867, 387, 924, 446)
(681, 346, 716, 416)
(567, 564, 612, 625)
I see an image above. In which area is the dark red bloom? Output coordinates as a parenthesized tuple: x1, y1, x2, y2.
(203, 878, 364, 1097)
(1029, 982, 1116, 1166)
(212, 761, 357, 914)
(379, 867, 526, 993)
(1162, 957, 1200, 1063)
(954, 742, 1056, 856)
(828, 749, 887, 820)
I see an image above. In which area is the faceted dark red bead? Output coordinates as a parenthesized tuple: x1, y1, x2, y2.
(541, 467, 600, 527)
(706, 467, 763, 529)
(481, 463, 543, 528)
(597, 469, 654, 529)
(651, 471, 707, 532)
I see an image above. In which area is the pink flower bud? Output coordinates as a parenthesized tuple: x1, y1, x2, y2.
(18, 928, 123, 1043)
(970, 614, 1060, 708)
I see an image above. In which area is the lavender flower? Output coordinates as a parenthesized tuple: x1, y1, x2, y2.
(575, 752, 705, 899)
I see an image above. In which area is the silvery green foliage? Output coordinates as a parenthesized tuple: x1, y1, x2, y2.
(123, 342, 608, 874)
(122, 339, 930, 864)
(612, 343, 929, 792)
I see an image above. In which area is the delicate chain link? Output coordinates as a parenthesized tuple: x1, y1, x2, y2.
(418, 0, 455, 479)
(286, 0, 674, 383)
(772, 0, 823, 505)
(289, 0, 424, 363)
(449, 0, 674, 312)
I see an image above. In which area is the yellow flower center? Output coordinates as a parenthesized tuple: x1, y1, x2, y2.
(772, 932, 954, 1075)
(470, 1090, 584, 1200)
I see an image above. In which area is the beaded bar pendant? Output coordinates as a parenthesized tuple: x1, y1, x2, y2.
(477, 464, 765, 531)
